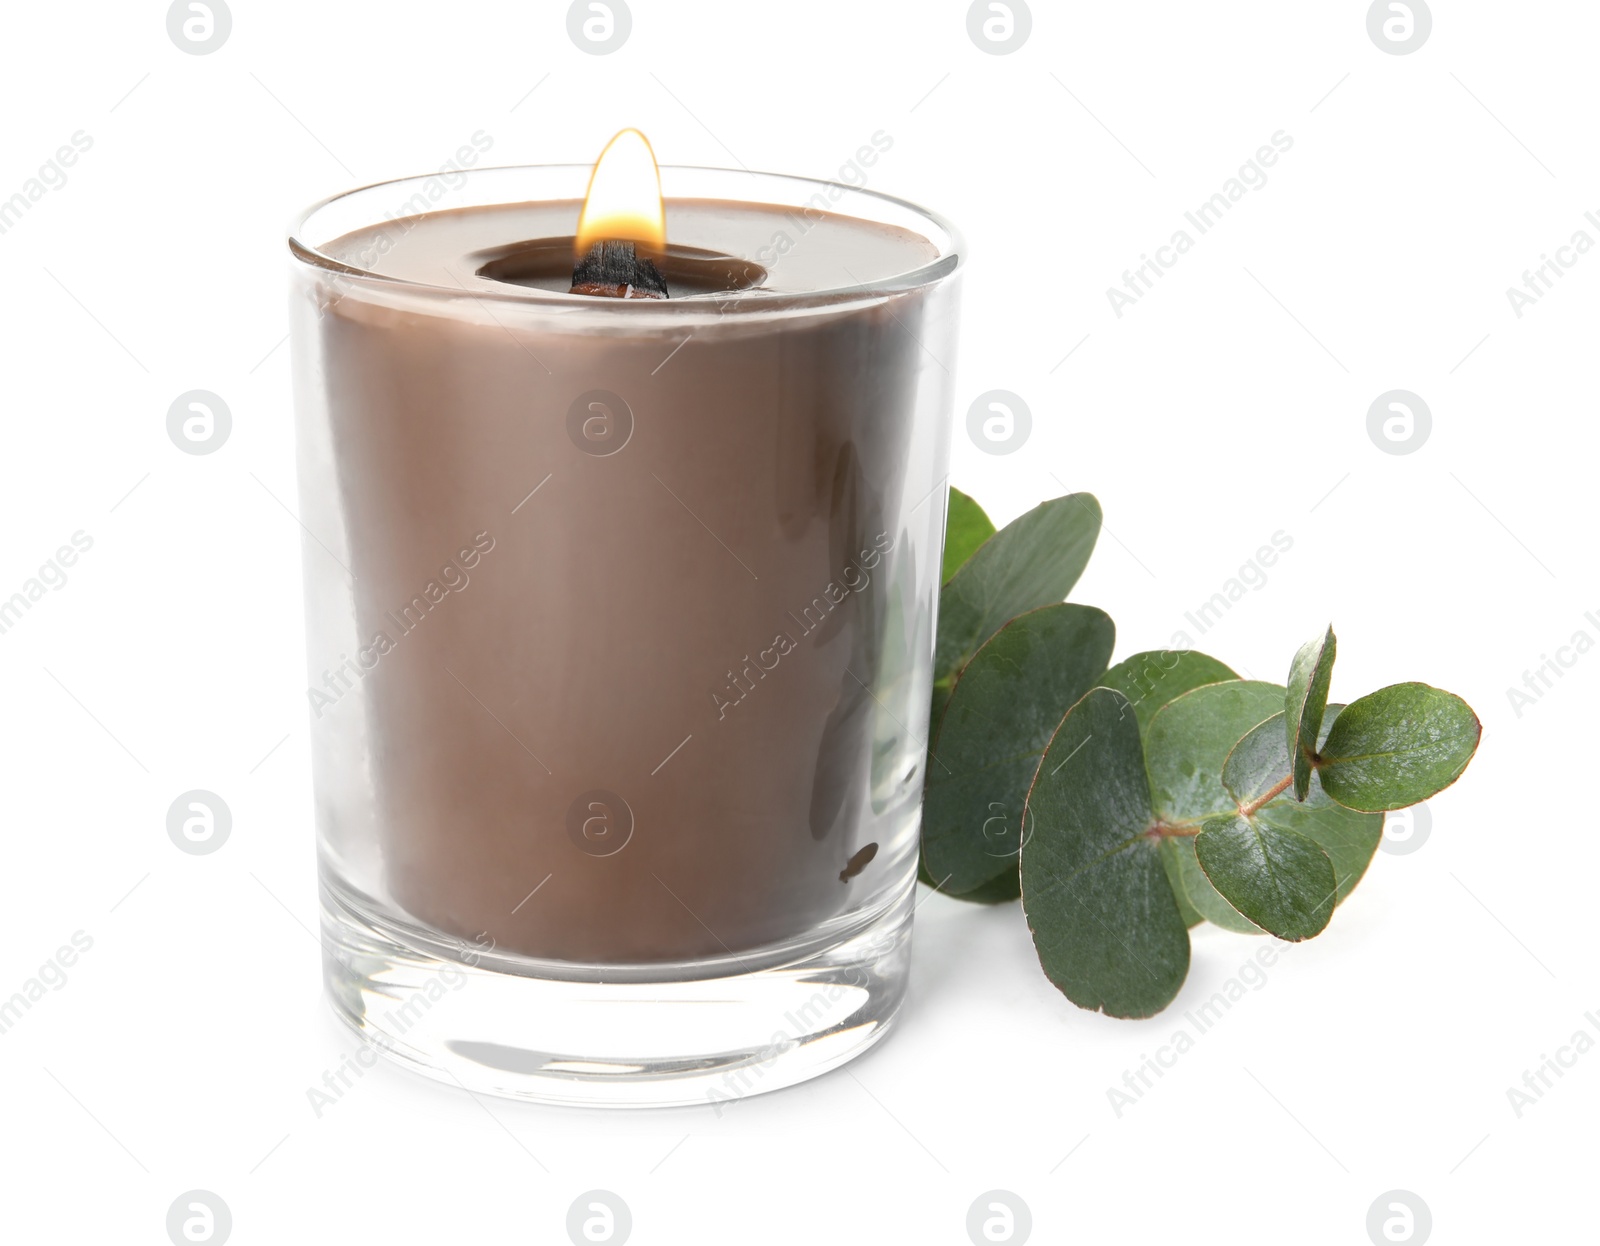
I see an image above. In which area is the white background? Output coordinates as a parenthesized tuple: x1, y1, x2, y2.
(1, 1, 1594, 1242)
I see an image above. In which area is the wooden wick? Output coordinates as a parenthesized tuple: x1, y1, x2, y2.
(570, 240, 668, 299)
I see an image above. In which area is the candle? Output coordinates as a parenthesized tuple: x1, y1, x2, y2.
(290, 134, 962, 1103)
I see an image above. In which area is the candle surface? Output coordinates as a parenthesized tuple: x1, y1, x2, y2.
(299, 197, 954, 965)
(324, 199, 940, 297)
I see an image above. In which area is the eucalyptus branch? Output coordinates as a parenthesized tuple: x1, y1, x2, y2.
(920, 488, 1483, 1019)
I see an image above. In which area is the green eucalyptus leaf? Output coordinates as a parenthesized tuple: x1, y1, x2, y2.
(1194, 813, 1336, 941)
(1146, 681, 1285, 828)
(1160, 835, 1262, 934)
(1286, 626, 1337, 801)
(927, 680, 954, 776)
(941, 486, 996, 584)
(933, 493, 1101, 682)
(1223, 711, 1294, 810)
(960, 868, 1022, 904)
(922, 604, 1116, 896)
(1145, 680, 1284, 930)
(1250, 706, 1383, 903)
(1159, 843, 1206, 929)
(918, 855, 1019, 902)
(1317, 683, 1482, 812)
(1020, 688, 1190, 1018)
(1100, 650, 1240, 737)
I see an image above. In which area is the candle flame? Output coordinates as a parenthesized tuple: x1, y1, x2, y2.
(575, 129, 666, 255)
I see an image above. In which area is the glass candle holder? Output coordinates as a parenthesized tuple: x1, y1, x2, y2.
(288, 164, 962, 1106)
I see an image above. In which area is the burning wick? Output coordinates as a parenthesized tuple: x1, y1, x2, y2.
(571, 129, 669, 299)
(571, 240, 667, 299)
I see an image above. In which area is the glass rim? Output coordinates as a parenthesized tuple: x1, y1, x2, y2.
(287, 162, 964, 312)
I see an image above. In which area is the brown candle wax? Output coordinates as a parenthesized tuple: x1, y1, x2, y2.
(297, 197, 955, 965)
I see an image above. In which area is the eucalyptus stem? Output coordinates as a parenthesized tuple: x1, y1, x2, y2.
(1240, 773, 1295, 818)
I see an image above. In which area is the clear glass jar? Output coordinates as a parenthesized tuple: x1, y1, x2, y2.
(288, 164, 962, 1106)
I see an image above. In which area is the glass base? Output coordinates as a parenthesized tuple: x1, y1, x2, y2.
(319, 875, 914, 1108)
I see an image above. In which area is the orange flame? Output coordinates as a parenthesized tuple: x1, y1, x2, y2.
(575, 129, 666, 255)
